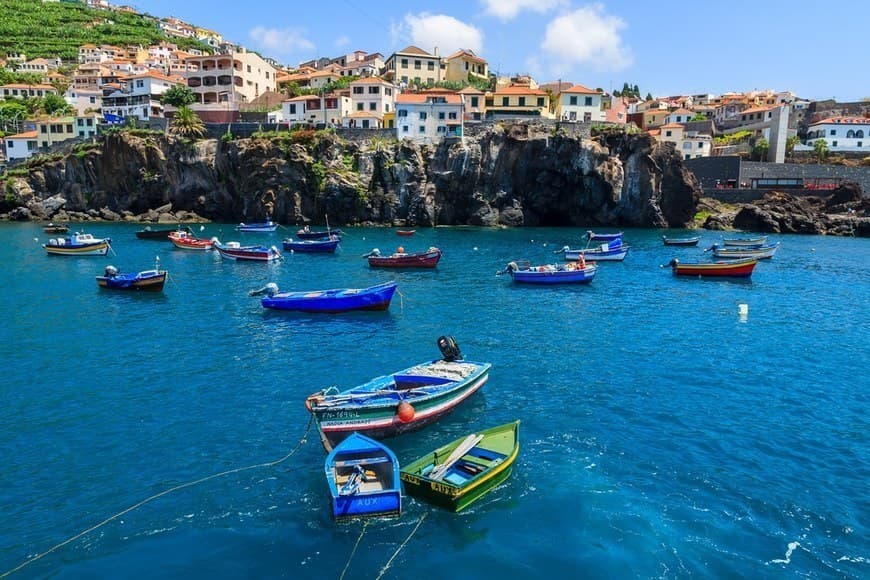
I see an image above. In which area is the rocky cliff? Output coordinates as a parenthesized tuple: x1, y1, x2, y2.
(3, 123, 701, 228)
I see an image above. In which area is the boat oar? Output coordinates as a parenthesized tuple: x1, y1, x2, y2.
(429, 434, 483, 481)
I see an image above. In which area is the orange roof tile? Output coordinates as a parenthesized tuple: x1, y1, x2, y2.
(396, 93, 461, 104)
(811, 116, 869, 125)
(561, 84, 600, 94)
(5, 130, 38, 139)
(495, 86, 548, 96)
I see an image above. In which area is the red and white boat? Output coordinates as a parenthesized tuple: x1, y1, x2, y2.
(168, 230, 214, 251)
(364, 246, 441, 268)
(665, 257, 757, 278)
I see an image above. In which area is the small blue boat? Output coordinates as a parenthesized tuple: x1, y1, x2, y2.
(255, 280, 397, 312)
(325, 432, 402, 520)
(295, 227, 344, 240)
(282, 236, 340, 253)
(236, 217, 278, 232)
(585, 230, 624, 242)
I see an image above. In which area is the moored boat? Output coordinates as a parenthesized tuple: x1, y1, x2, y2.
(499, 258, 597, 284)
(364, 246, 441, 268)
(559, 238, 629, 262)
(396, 229, 416, 236)
(168, 229, 214, 251)
(43, 232, 111, 256)
(236, 216, 278, 232)
(282, 236, 340, 253)
(213, 240, 282, 262)
(43, 223, 69, 234)
(585, 230, 624, 242)
(254, 280, 397, 312)
(706, 242, 779, 259)
(136, 225, 189, 240)
(665, 257, 757, 278)
(325, 432, 402, 520)
(400, 420, 520, 512)
(723, 234, 768, 247)
(662, 235, 701, 246)
(305, 336, 489, 450)
(95, 260, 167, 292)
(296, 227, 344, 240)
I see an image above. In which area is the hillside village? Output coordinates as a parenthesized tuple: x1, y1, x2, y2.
(1, 0, 868, 182)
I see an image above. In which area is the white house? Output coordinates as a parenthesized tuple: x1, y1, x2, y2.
(64, 87, 102, 115)
(395, 92, 463, 144)
(556, 84, 605, 123)
(347, 77, 395, 128)
(3, 130, 39, 162)
(656, 123, 712, 159)
(101, 71, 184, 121)
(804, 117, 870, 152)
(281, 93, 351, 126)
(665, 108, 696, 125)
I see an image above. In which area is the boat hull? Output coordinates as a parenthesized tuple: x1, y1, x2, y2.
(215, 243, 281, 261)
(510, 265, 597, 284)
(670, 258, 757, 278)
(563, 246, 629, 261)
(662, 236, 700, 246)
(723, 236, 767, 246)
(282, 238, 340, 253)
(296, 229, 344, 240)
(586, 231, 623, 241)
(710, 244, 778, 259)
(44, 242, 110, 256)
(96, 271, 166, 291)
(136, 228, 178, 240)
(306, 360, 491, 450)
(367, 249, 441, 268)
(169, 232, 213, 250)
(400, 421, 520, 512)
(262, 282, 396, 312)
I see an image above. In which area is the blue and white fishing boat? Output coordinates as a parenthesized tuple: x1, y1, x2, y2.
(585, 230, 624, 242)
(722, 234, 768, 247)
(499, 259, 597, 284)
(95, 260, 167, 292)
(559, 238, 629, 262)
(43, 232, 112, 256)
(325, 432, 402, 520)
(282, 236, 340, 253)
(236, 216, 278, 233)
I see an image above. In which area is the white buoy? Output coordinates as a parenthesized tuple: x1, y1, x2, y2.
(738, 304, 748, 315)
(473, 246, 478, 251)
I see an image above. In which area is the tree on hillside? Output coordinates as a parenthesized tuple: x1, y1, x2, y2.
(813, 138, 829, 162)
(786, 135, 800, 160)
(170, 106, 206, 139)
(161, 85, 195, 108)
(42, 93, 72, 116)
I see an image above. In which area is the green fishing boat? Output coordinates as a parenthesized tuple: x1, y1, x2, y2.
(400, 420, 520, 512)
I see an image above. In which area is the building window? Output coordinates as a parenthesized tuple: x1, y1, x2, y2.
(437, 126, 446, 133)
(448, 112, 457, 120)
(368, 86, 379, 94)
(414, 60, 421, 70)
(858, 141, 863, 147)
(537, 97, 544, 107)
(398, 109, 407, 117)
(518, 97, 525, 106)
(470, 96, 478, 107)
(77, 119, 84, 126)
(401, 59, 408, 68)
(584, 97, 592, 106)
(683, 142, 691, 149)
(438, 112, 445, 119)
(665, 130, 672, 137)
(357, 103, 364, 111)
(353, 86, 364, 94)
(369, 103, 376, 111)
(419, 111, 427, 120)
(698, 142, 703, 148)
(832, 140, 838, 147)
(830, 129, 836, 136)
(418, 125, 425, 133)
(427, 62, 434, 71)
(570, 96, 577, 105)
(402, 126, 408, 133)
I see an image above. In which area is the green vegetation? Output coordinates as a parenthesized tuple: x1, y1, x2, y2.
(169, 106, 206, 140)
(689, 113, 708, 122)
(160, 85, 195, 108)
(714, 130, 752, 146)
(0, 0, 210, 61)
(752, 137, 769, 161)
(813, 139, 829, 162)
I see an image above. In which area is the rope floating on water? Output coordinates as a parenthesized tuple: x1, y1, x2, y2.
(338, 520, 369, 580)
(1, 415, 314, 579)
(375, 511, 428, 580)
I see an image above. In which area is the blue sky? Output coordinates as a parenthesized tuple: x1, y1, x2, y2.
(131, 0, 868, 101)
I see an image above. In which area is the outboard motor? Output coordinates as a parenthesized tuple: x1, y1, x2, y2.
(437, 335, 462, 362)
(249, 282, 279, 296)
(104, 265, 118, 277)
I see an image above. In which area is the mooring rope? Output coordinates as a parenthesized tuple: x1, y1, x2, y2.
(374, 512, 428, 580)
(1, 415, 314, 578)
(338, 520, 370, 580)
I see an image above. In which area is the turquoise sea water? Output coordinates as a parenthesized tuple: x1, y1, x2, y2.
(1, 223, 867, 579)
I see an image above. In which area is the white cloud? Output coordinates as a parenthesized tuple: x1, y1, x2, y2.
(540, 4, 632, 73)
(393, 13, 484, 55)
(335, 36, 351, 48)
(481, 0, 565, 20)
(249, 26, 315, 59)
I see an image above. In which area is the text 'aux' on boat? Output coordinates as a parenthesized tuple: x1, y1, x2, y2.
(325, 432, 402, 520)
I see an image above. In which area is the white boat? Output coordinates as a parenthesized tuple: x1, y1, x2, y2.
(43, 232, 112, 256)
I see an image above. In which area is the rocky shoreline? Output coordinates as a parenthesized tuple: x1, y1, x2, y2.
(0, 123, 867, 236)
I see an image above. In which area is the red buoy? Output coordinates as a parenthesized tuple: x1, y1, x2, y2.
(397, 401, 415, 423)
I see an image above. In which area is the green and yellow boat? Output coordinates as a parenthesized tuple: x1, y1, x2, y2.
(400, 420, 520, 512)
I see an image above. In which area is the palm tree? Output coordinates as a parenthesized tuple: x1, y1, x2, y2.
(170, 106, 206, 139)
(786, 135, 800, 160)
(813, 139, 829, 163)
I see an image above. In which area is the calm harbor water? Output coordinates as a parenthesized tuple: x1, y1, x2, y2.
(1, 223, 867, 579)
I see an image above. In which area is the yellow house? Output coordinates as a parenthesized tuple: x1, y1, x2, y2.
(444, 49, 488, 84)
(486, 86, 552, 119)
(35, 117, 76, 149)
(384, 46, 443, 87)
